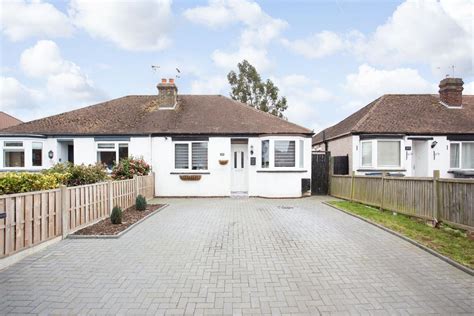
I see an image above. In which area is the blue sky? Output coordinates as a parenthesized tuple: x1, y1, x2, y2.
(1, 0, 473, 133)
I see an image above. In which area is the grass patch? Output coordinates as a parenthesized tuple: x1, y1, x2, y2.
(328, 200, 474, 269)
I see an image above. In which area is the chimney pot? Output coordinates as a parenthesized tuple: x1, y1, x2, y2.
(169, 78, 174, 84)
(439, 78, 463, 107)
(161, 78, 167, 83)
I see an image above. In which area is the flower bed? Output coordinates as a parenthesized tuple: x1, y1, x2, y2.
(73, 204, 164, 236)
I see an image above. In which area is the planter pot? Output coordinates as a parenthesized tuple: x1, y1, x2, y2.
(219, 160, 229, 165)
(179, 175, 202, 181)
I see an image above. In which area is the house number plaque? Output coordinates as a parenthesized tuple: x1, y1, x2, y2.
(0, 213, 6, 219)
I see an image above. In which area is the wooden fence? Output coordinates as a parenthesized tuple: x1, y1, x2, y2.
(0, 174, 155, 258)
(330, 171, 474, 230)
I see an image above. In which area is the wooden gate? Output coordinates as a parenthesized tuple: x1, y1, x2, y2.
(312, 152, 330, 195)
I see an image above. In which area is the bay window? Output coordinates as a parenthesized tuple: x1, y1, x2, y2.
(359, 139, 401, 169)
(3, 141, 25, 168)
(96, 142, 129, 169)
(174, 142, 208, 170)
(450, 142, 474, 169)
(377, 141, 401, 167)
(274, 140, 295, 167)
(259, 139, 305, 169)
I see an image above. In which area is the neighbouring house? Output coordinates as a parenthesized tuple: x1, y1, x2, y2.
(0, 79, 313, 197)
(0, 112, 22, 130)
(313, 78, 474, 178)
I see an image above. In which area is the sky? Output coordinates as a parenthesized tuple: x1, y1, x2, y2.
(1, 0, 473, 134)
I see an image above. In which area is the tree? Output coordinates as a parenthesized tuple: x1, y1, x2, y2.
(227, 60, 288, 118)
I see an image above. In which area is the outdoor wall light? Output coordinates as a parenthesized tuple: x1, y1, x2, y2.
(250, 145, 254, 155)
(431, 141, 438, 148)
(48, 150, 54, 159)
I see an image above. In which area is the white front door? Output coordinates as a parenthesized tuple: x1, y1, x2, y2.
(412, 140, 429, 177)
(231, 144, 248, 192)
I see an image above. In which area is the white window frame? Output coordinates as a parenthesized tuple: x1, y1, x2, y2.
(360, 140, 373, 168)
(377, 140, 402, 168)
(173, 141, 208, 171)
(96, 141, 129, 167)
(3, 141, 25, 168)
(259, 138, 306, 170)
(359, 139, 403, 169)
(449, 141, 474, 170)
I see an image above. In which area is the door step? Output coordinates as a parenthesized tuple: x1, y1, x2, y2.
(231, 191, 249, 198)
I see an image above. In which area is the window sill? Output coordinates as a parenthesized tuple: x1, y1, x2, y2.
(357, 168, 406, 172)
(256, 169, 308, 173)
(170, 171, 210, 175)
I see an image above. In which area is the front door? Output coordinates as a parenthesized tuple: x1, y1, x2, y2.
(231, 144, 248, 193)
(412, 140, 429, 177)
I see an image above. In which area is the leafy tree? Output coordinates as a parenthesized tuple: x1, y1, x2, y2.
(227, 60, 288, 118)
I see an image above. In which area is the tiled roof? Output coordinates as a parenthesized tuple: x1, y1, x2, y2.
(1, 95, 312, 136)
(0, 112, 22, 130)
(313, 94, 474, 144)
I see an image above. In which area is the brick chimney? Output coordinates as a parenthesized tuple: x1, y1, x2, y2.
(156, 78, 178, 109)
(439, 78, 463, 107)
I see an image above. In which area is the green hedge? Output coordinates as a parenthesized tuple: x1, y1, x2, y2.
(0, 172, 68, 195)
(45, 163, 108, 186)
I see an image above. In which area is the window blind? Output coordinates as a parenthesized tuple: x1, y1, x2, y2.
(274, 141, 295, 167)
(192, 142, 208, 170)
(175, 144, 189, 169)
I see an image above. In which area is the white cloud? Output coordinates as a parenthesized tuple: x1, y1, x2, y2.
(464, 81, 474, 94)
(190, 75, 229, 95)
(0, 77, 42, 112)
(69, 0, 172, 51)
(185, 0, 287, 71)
(344, 64, 434, 108)
(281, 31, 346, 59)
(0, 0, 73, 41)
(355, 0, 473, 76)
(273, 75, 333, 131)
(211, 46, 272, 72)
(19, 40, 103, 102)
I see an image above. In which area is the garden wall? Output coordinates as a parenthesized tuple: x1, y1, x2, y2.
(0, 174, 154, 258)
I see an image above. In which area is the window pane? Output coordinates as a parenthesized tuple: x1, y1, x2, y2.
(192, 142, 208, 170)
(241, 151, 244, 168)
(4, 141, 23, 147)
(299, 140, 304, 168)
(261, 140, 269, 168)
(98, 151, 116, 169)
(32, 142, 42, 166)
(461, 143, 474, 169)
(118, 143, 128, 160)
(377, 141, 400, 167)
(274, 140, 295, 167)
(361, 142, 372, 167)
(175, 144, 189, 169)
(4, 151, 25, 167)
(450, 143, 460, 168)
(98, 143, 115, 149)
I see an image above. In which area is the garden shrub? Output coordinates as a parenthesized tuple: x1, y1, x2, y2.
(45, 162, 108, 186)
(136, 194, 147, 211)
(0, 172, 68, 195)
(112, 157, 151, 180)
(110, 206, 123, 224)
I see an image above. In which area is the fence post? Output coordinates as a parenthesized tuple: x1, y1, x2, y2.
(134, 175, 139, 198)
(350, 171, 355, 202)
(60, 185, 69, 238)
(328, 156, 334, 196)
(433, 170, 440, 224)
(108, 180, 113, 215)
(379, 172, 387, 211)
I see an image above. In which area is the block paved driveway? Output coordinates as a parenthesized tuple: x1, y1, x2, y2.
(1, 197, 473, 315)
